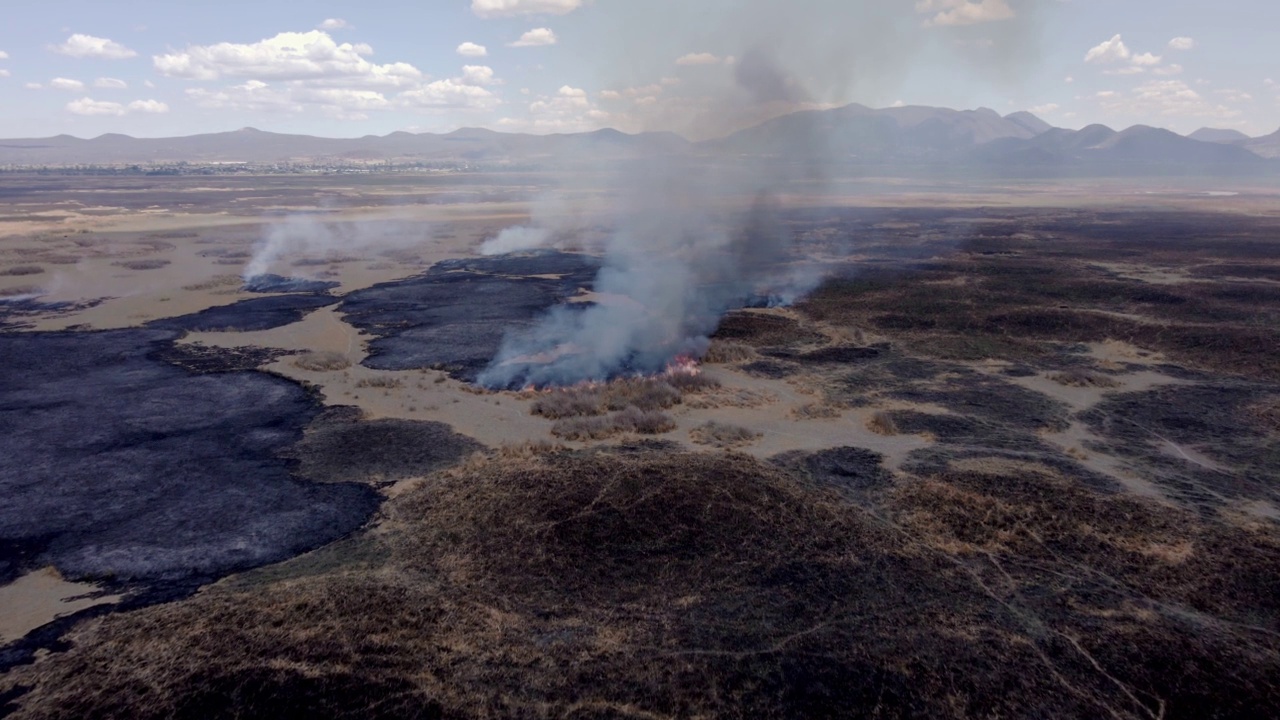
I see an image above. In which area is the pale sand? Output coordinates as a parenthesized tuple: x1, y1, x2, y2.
(0, 568, 121, 644)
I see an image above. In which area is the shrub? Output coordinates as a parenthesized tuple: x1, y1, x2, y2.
(867, 411, 899, 436)
(294, 352, 352, 372)
(690, 421, 761, 448)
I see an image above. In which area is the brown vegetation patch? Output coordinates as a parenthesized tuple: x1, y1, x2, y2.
(701, 339, 758, 364)
(292, 351, 352, 372)
(530, 374, 717, 419)
(689, 421, 762, 448)
(0, 265, 43, 276)
(1048, 369, 1122, 388)
(550, 406, 676, 440)
(113, 259, 171, 271)
(867, 411, 900, 435)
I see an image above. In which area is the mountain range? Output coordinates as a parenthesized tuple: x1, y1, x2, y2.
(1, 104, 1276, 175)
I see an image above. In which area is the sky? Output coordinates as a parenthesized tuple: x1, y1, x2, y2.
(0, 0, 1276, 140)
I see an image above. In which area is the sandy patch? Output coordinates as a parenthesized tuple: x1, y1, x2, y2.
(0, 568, 121, 644)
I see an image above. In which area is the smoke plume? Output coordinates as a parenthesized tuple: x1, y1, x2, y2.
(244, 215, 425, 280)
(478, 0, 1044, 387)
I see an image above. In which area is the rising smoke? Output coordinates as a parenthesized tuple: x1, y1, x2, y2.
(477, 0, 1044, 388)
(243, 214, 425, 280)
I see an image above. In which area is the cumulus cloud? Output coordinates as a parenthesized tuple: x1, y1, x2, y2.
(1214, 89, 1253, 103)
(916, 0, 1014, 27)
(66, 96, 171, 116)
(25, 82, 42, 90)
(1153, 64, 1184, 77)
(471, 0, 583, 18)
(318, 18, 349, 30)
(128, 99, 170, 113)
(94, 77, 128, 89)
(66, 97, 126, 116)
(50, 77, 86, 92)
(676, 53, 724, 66)
(1085, 34, 1131, 64)
(154, 31, 423, 87)
(461, 65, 498, 86)
(496, 84, 609, 133)
(509, 28, 558, 47)
(1131, 52, 1162, 66)
(1168, 37, 1196, 51)
(398, 78, 499, 112)
(0, 50, 8, 60)
(457, 42, 488, 57)
(1095, 79, 1241, 121)
(0, 70, 9, 78)
(51, 34, 138, 60)
(1029, 103, 1059, 114)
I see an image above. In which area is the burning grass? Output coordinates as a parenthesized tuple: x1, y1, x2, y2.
(530, 370, 719, 420)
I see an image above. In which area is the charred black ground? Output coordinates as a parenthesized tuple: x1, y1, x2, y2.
(340, 250, 599, 382)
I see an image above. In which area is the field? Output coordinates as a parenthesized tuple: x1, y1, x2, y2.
(1, 172, 1279, 718)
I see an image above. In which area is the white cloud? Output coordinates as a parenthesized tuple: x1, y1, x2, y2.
(496, 84, 609, 133)
(471, 0, 583, 18)
(508, 28, 557, 47)
(916, 0, 1014, 27)
(599, 89, 622, 100)
(461, 65, 498, 86)
(51, 34, 137, 60)
(890, 99, 906, 108)
(66, 97, 126, 116)
(144, 79, 155, 88)
(24, 82, 42, 90)
(1065, 76, 1074, 84)
(676, 52, 723, 66)
(398, 78, 499, 112)
(1215, 89, 1253, 103)
(94, 77, 128, 89)
(0, 51, 8, 60)
(1029, 103, 1059, 114)
(1153, 64, 1184, 77)
(1085, 34, 1131, 64)
(1131, 52, 1162, 66)
(1265, 79, 1276, 89)
(128, 99, 170, 113)
(1104, 66, 1146, 76)
(1096, 79, 1241, 121)
(50, 77, 86, 92)
(0, 70, 9, 78)
(1168, 37, 1196, 51)
(154, 31, 423, 87)
(457, 42, 488, 57)
(318, 18, 349, 30)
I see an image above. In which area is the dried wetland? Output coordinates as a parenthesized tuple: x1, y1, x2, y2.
(2, 173, 1279, 718)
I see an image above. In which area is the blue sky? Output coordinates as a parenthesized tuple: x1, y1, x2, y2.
(0, 0, 1276, 139)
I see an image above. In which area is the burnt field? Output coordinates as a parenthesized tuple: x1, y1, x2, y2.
(3, 201, 1280, 718)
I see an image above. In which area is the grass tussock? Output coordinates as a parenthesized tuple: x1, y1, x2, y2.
(182, 275, 243, 292)
(791, 402, 843, 420)
(701, 340, 758, 364)
(689, 421, 762, 448)
(551, 406, 676, 440)
(531, 374, 718, 420)
(1048, 369, 1122, 388)
(867, 410, 900, 436)
(0, 265, 43, 276)
(113, 259, 171, 271)
(355, 376, 404, 389)
(292, 351, 352, 372)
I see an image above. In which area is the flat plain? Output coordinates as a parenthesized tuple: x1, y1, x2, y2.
(2, 171, 1279, 719)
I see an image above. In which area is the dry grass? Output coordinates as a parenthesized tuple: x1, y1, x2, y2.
(113, 259, 171, 271)
(5, 448, 1280, 718)
(182, 275, 244, 292)
(531, 374, 716, 420)
(791, 402, 843, 419)
(867, 411, 900, 436)
(551, 406, 676, 440)
(689, 421, 762, 448)
(701, 340, 758, 364)
(292, 351, 352, 372)
(355, 376, 404, 389)
(1048, 369, 1121, 388)
(0, 265, 43, 276)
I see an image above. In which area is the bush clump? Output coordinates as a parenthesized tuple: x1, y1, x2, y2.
(551, 406, 676, 440)
(690, 421, 762, 448)
(293, 351, 352, 372)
